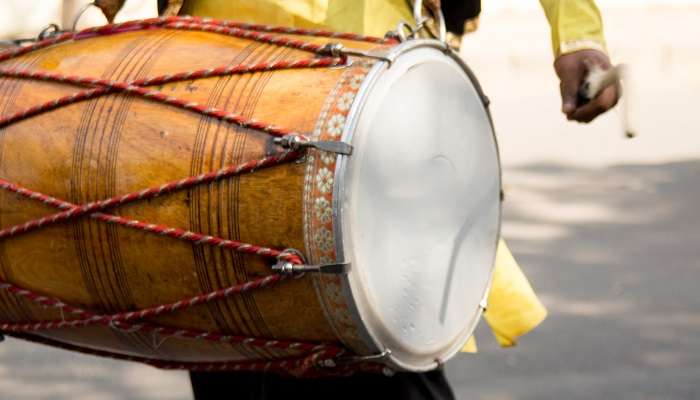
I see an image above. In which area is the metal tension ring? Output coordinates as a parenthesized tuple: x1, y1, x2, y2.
(274, 135, 353, 156)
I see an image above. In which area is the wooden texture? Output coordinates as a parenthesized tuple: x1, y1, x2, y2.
(0, 28, 378, 362)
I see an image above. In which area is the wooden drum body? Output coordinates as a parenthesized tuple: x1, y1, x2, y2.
(0, 18, 501, 372)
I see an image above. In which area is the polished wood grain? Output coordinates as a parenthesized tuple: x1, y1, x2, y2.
(0, 28, 377, 362)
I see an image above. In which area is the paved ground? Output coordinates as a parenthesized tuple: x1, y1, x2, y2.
(448, 160, 700, 400)
(1, 4, 699, 400)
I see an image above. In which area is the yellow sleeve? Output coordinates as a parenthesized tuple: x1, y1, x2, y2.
(539, 0, 607, 57)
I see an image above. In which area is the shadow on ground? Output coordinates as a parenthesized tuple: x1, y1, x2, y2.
(448, 159, 700, 400)
(0, 337, 191, 400)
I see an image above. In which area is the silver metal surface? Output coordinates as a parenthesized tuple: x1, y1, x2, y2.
(274, 135, 353, 155)
(331, 39, 502, 371)
(479, 298, 488, 312)
(272, 261, 350, 275)
(38, 24, 63, 39)
(387, 21, 415, 43)
(72, 1, 96, 31)
(0, 23, 64, 46)
(319, 349, 393, 368)
(321, 43, 393, 64)
(412, 0, 447, 44)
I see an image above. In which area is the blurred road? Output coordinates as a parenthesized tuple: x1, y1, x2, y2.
(1, 4, 699, 400)
(448, 160, 700, 400)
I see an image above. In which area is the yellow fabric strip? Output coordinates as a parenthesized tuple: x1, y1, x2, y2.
(539, 0, 607, 57)
(461, 335, 478, 353)
(460, 240, 548, 352)
(483, 240, 548, 347)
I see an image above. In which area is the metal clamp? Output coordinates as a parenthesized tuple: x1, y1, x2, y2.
(0, 24, 65, 47)
(318, 349, 392, 368)
(385, 21, 415, 42)
(72, 1, 97, 31)
(273, 261, 350, 275)
(385, 1, 447, 46)
(479, 298, 488, 312)
(274, 135, 353, 155)
(413, 0, 447, 44)
(320, 43, 392, 65)
(108, 320, 142, 333)
(38, 24, 63, 40)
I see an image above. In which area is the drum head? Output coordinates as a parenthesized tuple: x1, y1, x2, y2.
(335, 41, 501, 370)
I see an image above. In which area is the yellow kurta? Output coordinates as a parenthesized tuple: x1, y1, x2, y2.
(181, 0, 414, 37)
(182, 0, 607, 57)
(180, 0, 606, 351)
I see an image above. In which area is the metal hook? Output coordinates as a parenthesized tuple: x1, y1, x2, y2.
(319, 349, 392, 368)
(273, 248, 349, 276)
(387, 21, 416, 42)
(38, 24, 62, 40)
(274, 134, 353, 155)
(108, 320, 142, 333)
(152, 332, 170, 349)
(72, 1, 97, 32)
(320, 43, 392, 65)
(272, 260, 350, 275)
(0, 23, 65, 47)
(412, 0, 447, 44)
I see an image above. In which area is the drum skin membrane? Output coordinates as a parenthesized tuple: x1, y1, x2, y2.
(337, 44, 501, 370)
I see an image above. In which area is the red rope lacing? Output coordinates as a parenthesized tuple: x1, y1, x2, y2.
(0, 58, 345, 131)
(0, 16, 389, 376)
(0, 151, 305, 246)
(9, 332, 386, 377)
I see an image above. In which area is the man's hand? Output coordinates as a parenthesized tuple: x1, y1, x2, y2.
(95, 0, 127, 22)
(554, 49, 620, 123)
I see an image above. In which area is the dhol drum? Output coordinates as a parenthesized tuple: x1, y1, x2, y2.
(0, 16, 500, 373)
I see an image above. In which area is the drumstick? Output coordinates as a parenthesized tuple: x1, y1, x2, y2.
(578, 62, 636, 139)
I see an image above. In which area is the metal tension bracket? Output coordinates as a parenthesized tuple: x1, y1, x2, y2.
(273, 261, 350, 275)
(320, 43, 393, 66)
(479, 298, 488, 312)
(274, 135, 352, 156)
(318, 349, 393, 368)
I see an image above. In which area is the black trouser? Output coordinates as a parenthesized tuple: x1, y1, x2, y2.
(190, 368, 455, 400)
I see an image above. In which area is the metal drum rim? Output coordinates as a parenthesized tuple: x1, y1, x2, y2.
(331, 39, 503, 371)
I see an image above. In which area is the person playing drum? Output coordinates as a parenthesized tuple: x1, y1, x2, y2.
(0, 0, 620, 399)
